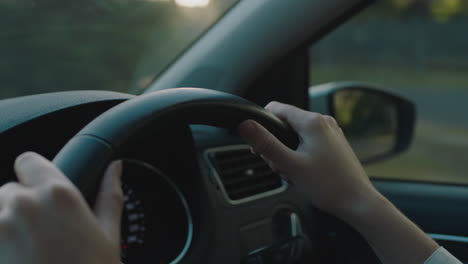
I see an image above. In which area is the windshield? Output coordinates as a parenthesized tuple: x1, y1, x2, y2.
(0, 0, 239, 100)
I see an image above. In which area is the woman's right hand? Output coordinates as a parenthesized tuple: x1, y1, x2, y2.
(238, 101, 379, 219)
(239, 102, 443, 264)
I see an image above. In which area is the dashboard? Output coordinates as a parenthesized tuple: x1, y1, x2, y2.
(0, 91, 379, 264)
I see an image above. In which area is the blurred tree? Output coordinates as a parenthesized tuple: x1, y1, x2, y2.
(0, 0, 237, 98)
(361, 0, 468, 21)
(430, 0, 464, 22)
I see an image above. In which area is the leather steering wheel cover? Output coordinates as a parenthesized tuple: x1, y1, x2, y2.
(53, 88, 298, 204)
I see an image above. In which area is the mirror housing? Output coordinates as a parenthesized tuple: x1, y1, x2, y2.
(308, 82, 415, 164)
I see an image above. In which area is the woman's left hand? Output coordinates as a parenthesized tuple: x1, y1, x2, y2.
(0, 152, 123, 264)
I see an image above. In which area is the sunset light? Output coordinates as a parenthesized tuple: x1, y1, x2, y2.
(175, 0, 210, 8)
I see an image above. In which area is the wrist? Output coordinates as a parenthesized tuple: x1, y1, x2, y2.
(335, 188, 440, 263)
(333, 188, 389, 227)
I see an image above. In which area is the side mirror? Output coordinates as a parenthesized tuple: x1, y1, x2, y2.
(309, 82, 415, 164)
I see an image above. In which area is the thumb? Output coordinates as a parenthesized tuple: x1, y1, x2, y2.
(238, 120, 297, 171)
(93, 160, 123, 243)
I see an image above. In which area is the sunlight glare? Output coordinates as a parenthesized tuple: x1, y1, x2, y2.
(175, 0, 210, 8)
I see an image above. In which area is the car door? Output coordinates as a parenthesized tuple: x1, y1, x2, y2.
(309, 0, 468, 262)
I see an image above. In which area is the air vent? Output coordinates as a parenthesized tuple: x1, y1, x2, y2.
(205, 145, 286, 203)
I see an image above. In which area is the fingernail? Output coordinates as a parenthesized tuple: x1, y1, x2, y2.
(249, 147, 257, 155)
(265, 101, 279, 110)
(280, 174, 294, 185)
(241, 119, 255, 129)
(238, 120, 253, 136)
(283, 177, 294, 186)
(107, 160, 123, 180)
(14, 152, 37, 168)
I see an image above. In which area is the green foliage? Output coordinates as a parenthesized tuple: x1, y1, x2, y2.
(0, 0, 238, 99)
(360, 0, 468, 22)
(0, 3, 166, 98)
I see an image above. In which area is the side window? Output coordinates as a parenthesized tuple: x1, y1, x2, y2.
(309, 0, 468, 184)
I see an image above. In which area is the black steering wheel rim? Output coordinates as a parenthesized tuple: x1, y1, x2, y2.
(53, 87, 298, 205)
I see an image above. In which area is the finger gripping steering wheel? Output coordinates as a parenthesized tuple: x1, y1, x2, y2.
(53, 88, 298, 205)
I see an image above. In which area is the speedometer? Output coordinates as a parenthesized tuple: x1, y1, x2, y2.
(121, 183, 146, 259)
(120, 160, 193, 264)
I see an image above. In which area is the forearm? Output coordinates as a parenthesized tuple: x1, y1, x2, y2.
(339, 190, 439, 264)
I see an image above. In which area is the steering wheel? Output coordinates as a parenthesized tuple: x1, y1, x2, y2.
(52, 87, 299, 261)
